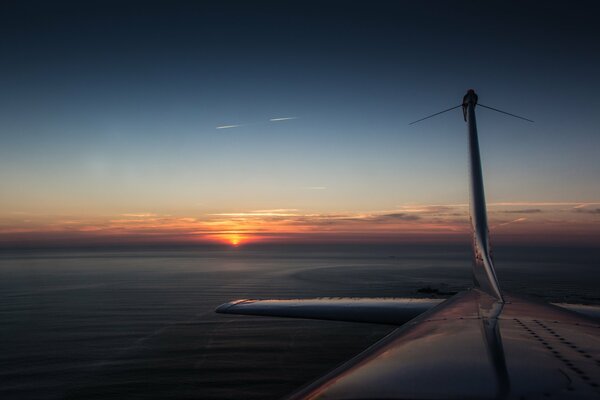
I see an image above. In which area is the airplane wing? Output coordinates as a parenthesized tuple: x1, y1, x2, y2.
(216, 297, 444, 325)
(215, 91, 600, 399)
(216, 291, 600, 399)
(553, 303, 600, 320)
(216, 297, 600, 326)
(283, 289, 600, 399)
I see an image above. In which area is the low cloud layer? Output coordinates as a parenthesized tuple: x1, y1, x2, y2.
(500, 209, 542, 214)
(574, 208, 600, 214)
(2, 201, 600, 248)
(376, 213, 421, 221)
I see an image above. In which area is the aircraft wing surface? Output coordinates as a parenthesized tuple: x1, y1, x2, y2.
(553, 303, 600, 320)
(216, 298, 443, 325)
(285, 290, 600, 400)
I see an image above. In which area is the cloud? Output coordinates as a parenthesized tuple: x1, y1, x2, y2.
(574, 208, 600, 214)
(216, 124, 241, 129)
(121, 213, 158, 218)
(286, 212, 422, 225)
(210, 210, 298, 217)
(395, 205, 462, 216)
(269, 117, 297, 122)
(252, 209, 299, 213)
(489, 202, 600, 207)
(205, 210, 423, 228)
(376, 213, 421, 221)
(499, 209, 542, 214)
(9, 200, 600, 248)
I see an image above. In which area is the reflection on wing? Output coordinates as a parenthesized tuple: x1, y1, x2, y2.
(216, 298, 444, 325)
(287, 290, 600, 400)
(552, 303, 600, 320)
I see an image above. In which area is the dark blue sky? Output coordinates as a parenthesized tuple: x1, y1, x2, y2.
(0, 1, 599, 246)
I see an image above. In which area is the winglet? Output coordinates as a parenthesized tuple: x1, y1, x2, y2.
(463, 90, 504, 302)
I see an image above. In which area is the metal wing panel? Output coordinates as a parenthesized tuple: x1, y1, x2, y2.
(291, 320, 500, 399)
(551, 303, 600, 321)
(216, 298, 444, 325)
(288, 291, 600, 400)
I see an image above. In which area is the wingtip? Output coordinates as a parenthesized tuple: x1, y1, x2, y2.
(215, 299, 254, 313)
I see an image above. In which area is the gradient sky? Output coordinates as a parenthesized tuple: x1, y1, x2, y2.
(1, 1, 599, 247)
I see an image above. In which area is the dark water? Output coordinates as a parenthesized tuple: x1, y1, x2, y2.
(1, 245, 598, 399)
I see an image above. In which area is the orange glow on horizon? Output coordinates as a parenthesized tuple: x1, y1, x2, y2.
(1, 202, 599, 247)
(214, 233, 248, 247)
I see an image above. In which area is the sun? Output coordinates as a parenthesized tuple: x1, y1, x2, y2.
(205, 232, 251, 247)
(225, 234, 243, 247)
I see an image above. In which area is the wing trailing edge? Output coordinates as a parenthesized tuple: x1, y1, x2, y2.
(215, 297, 444, 325)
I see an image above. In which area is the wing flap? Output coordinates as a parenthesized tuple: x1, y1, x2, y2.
(215, 297, 444, 325)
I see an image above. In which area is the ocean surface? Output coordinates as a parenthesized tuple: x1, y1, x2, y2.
(1, 244, 599, 399)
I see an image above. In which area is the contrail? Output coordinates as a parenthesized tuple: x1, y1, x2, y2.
(217, 116, 297, 129)
(216, 124, 241, 129)
(497, 217, 527, 227)
(269, 117, 297, 122)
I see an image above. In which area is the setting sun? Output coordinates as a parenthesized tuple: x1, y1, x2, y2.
(223, 234, 244, 247)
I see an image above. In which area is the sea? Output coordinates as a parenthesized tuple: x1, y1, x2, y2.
(1, 244, 599, 399)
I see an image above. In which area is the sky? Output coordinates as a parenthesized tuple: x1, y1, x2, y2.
(0, 1, 599, 248)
